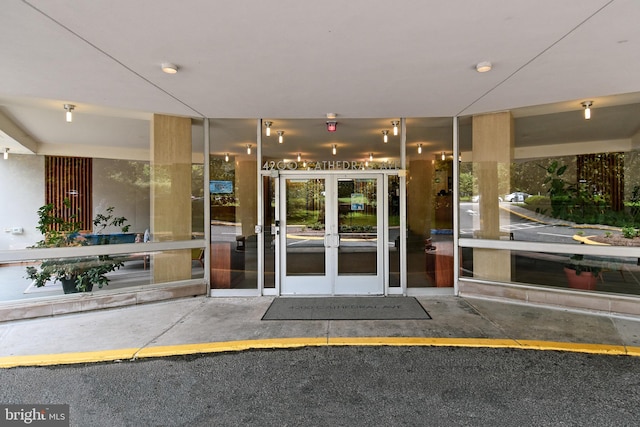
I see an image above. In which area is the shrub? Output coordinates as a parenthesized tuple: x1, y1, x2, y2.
(622, 226, 638, 239)
(523, 195, 550, 207)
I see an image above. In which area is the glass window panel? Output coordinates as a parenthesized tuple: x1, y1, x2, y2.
(210, 119, 258, 289)
(263, 176, 276, 288)
(2, 248, 205, 303)
(388, 175, 401, 287)
(461, 248, 640, 296)
(406, 117, 454, 288)
(285, 178, 326, 276)
(337, 178, 377, 275)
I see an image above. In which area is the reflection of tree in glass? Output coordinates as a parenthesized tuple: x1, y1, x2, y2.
(286, 180, 325, 226)
(209, 158, 236, 206)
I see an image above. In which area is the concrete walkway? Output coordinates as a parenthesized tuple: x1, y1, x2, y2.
(2, 295, 640, 368)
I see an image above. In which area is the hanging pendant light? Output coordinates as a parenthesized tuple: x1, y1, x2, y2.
(382, 130, 389, 143)
(64, 104, 75, 122)
(581, 101, 593, 120)
(264, 121, 272, 136)
(391, 121, 399, 136)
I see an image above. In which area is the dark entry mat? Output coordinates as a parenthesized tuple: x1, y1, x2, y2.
(261, 297, 431, 320)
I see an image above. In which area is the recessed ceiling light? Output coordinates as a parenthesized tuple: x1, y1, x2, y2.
(476, 61, 492, 73)
(161, 63, 178, 74)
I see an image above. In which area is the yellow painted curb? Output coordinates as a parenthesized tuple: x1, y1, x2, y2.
(327, 337, 520, 348)
(625, 345, 640, 357)
(516, 340, 628, 355)
(0, 348, 139, 369)
(3, 338, 640, 368)
(134, 337, 328, 359)
(572, 234, 610, 245)
(499, 205, 543, 223)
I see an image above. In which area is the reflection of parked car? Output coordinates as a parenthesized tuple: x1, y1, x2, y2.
(471, 195, 503, 202)
(504, 192, 530, 202)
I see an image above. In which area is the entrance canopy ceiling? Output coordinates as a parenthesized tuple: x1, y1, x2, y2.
(1, 1, 640, 158)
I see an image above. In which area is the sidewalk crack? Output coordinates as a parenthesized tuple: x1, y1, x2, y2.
(130, 299, 207, 360)
(462, 299, 520, 343)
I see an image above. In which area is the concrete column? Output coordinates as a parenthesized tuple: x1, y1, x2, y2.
(150, 114, 192, 283)
(472, 112, 514, 281)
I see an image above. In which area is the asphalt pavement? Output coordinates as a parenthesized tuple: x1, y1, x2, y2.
(3, 345, 640, 426)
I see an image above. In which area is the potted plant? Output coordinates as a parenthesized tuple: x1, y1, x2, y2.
(25, 199, 130, 294)
(563, 254, 601, 290)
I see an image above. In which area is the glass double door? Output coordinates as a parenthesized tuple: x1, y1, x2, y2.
(279, 174, 384, 295)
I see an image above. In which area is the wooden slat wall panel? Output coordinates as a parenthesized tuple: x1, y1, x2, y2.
(576, 153, 624, 211)
(45, 156, 92, 231)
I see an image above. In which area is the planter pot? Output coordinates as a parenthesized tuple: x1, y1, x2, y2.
(60, 277, 93, 294)
(563, 267, 598, 290)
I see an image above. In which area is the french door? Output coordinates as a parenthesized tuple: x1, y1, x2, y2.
(279, 173, 384, 295)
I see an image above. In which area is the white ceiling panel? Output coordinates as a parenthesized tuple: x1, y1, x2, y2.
(1, 0, 639, 156)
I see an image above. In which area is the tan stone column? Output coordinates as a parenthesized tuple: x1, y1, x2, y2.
(150, 114, 192, 283)
(407, 159, 434, 244)
(236, 159, 257, 238)
(472, 112, 513, 281)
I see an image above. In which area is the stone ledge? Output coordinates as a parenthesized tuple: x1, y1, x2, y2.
(0, 281, 208, 323)
(458, 279, 640, 318)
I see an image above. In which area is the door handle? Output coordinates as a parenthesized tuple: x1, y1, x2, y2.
(324, 234, 331, 248)
(334, 233, 340, 248)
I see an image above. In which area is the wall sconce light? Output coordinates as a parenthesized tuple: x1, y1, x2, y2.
(3, 148, 8, 160)
(332, 144, 337, 155)
(224, 153, 229, 162)
(64, 104, 75, 122)
(264, 121, 272, 137)
(382, 130, 389, 143)
(418, 144, 422, 154)
(391, 121, 399, 136)
(277, 131, 284, 143)
(581, 101, 593, 120)
(246, 144, 252, 155)
(297, 153, 301, 162)
(441, 151, 446, 161)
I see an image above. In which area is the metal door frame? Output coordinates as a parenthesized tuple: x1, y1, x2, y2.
(278, 171, 386, 296)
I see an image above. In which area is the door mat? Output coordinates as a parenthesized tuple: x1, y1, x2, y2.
(261, 297, 431, 320)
